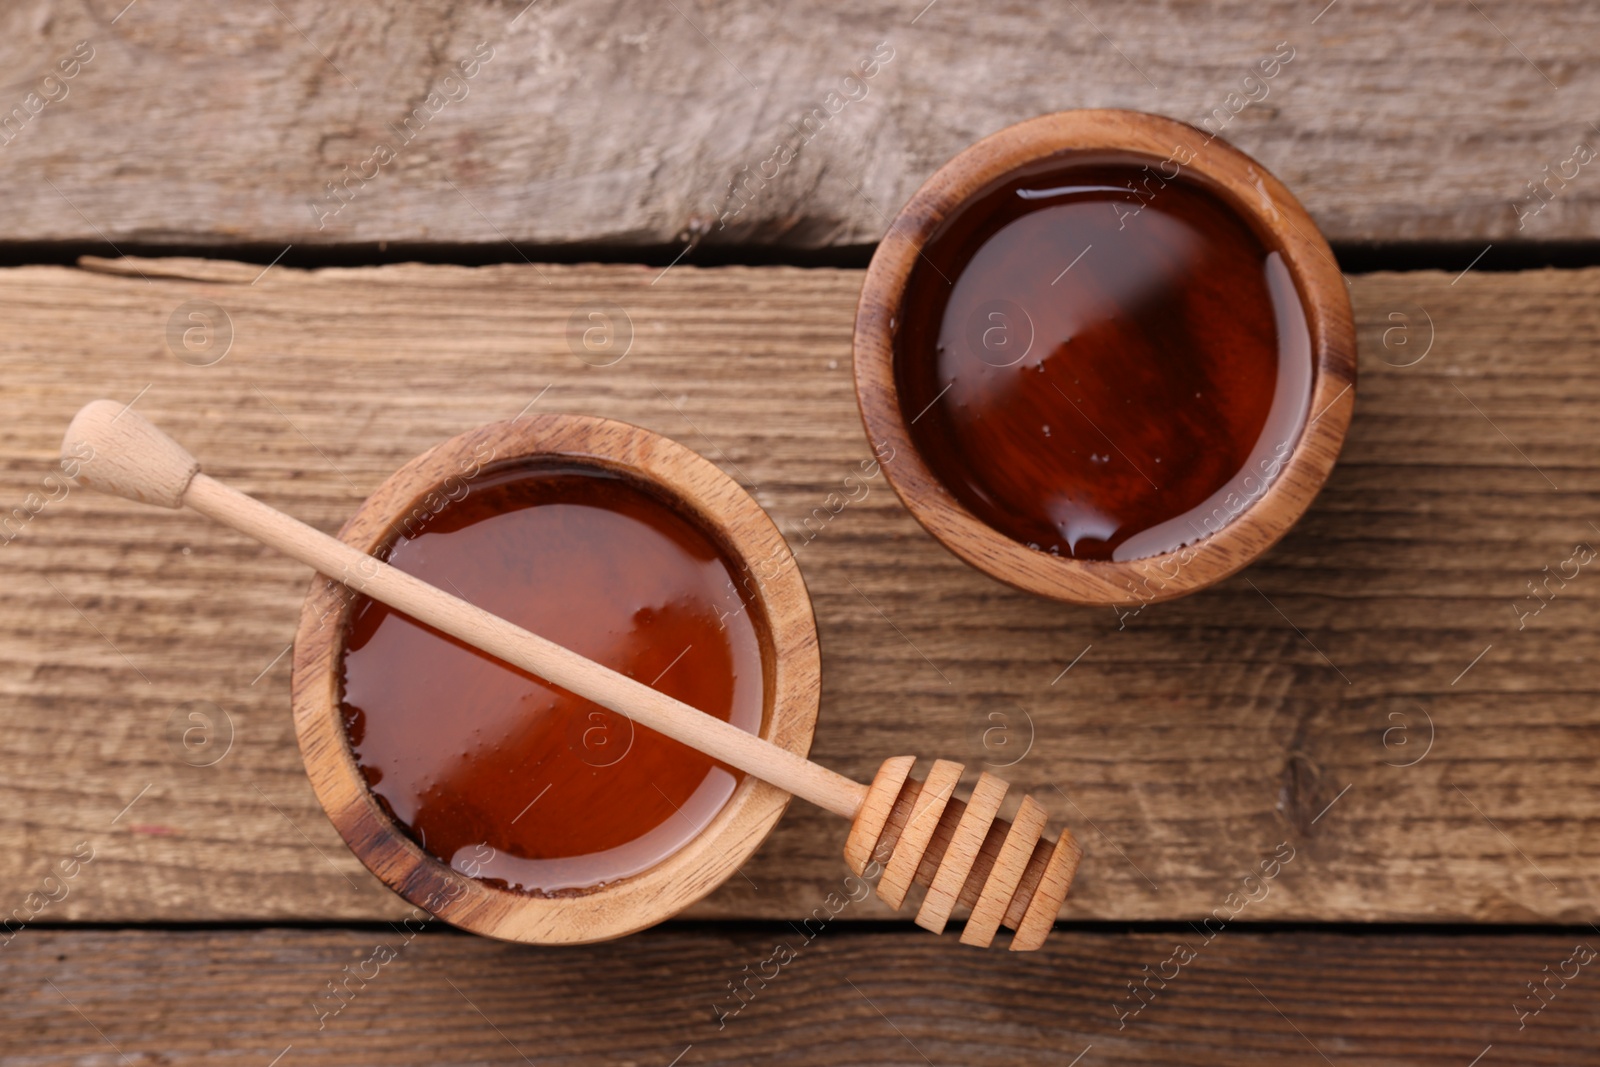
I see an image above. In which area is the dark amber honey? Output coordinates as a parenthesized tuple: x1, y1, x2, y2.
(340, 463, 764, 894)
(896, 150, 1313, 561)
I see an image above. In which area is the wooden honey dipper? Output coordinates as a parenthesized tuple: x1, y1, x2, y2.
(61, 399, 1083, 949)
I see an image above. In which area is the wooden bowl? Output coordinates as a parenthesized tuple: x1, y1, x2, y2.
(290, 414, 820, 944)
(853, 109, 1356, 605)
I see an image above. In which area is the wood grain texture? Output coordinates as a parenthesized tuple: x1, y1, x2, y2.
(964, 794, 1052, 950)
(1, 1, 1598, 249)
(4, 926, 1597, 1064)
(916, 769, 1006, 934)
(1, 259, 1598, 925)
(844, 754, 912, 875)
(876, 758, 959, 909)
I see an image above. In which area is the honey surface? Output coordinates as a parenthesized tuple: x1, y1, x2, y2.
(896, 150, 1313, 561)
(341, 464, 764, 893)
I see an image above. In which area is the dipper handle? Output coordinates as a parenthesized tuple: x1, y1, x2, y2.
(60, 400, 866, 819)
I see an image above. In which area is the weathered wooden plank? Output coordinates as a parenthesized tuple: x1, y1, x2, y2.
(1, 259, 1598, 924)
(3, 926, 1596, 1064)
(1, 1, 1598, 248)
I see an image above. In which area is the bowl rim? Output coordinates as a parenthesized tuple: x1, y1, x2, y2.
(290, 412, 820, 944)
(852, 108, 1357, 606)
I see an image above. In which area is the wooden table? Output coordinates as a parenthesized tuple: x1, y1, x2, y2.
(3, 2, 1598, 1062)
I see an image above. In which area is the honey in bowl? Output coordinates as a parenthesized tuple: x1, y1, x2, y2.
(340, 462, 764, 895)
(894, 149, 1313, 562)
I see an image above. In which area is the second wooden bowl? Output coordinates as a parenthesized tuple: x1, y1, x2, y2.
(853, 109, 1357, 606)
(290, 413, 820, 944)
